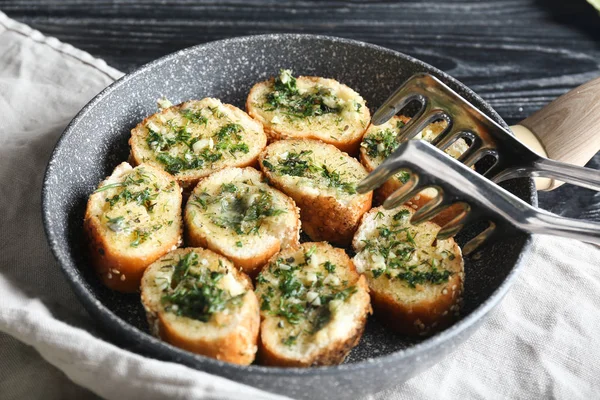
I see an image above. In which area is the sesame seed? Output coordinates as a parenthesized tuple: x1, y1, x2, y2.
(120, 275, 126, 281)
(442, 288, 448, 295)
(414, 195, 421, 201)
(112, 269, 120, 274)
(411, 204, 418, 209)
(442, 311, 448, 316)
(107, 273, 112, 279)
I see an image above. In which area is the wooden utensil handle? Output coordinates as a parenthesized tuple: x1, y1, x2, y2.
(512, 76, 600, 191)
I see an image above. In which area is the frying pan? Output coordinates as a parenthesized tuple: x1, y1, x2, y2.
(42, 34, 536, 399)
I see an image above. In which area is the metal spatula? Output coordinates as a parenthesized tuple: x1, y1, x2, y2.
(371, 73, 600, 192)
(356, 140, 600, 255)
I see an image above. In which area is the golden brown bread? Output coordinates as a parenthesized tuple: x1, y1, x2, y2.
(352, 206, 464, 336)
(255, 242, 371, 367)
(246, 69, 370, 155)
(84, 162, 182, 292)
(184, 167, 300, 277)
(258, 139, 372, 247)
(140, 247, 260, 365)
(130, 98, 267, 190)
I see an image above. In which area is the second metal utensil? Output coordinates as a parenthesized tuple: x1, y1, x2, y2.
(357, 140, 600, 254)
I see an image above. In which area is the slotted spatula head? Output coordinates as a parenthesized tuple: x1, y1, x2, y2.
(371, 73, 541, 180)
(357, 140, 531, 255)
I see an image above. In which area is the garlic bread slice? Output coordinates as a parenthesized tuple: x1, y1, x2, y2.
(84, 162, 182, 292)
(247, 69, 370, 155)
(352, 206, 464, 336)
(360, 116, 468, 226)
(255, 242, 371, 367)
(185, 167, 300, 277)
(259, 139, 372, 246)
(130, 98, 267, 190)
(141, 248, 260, 365)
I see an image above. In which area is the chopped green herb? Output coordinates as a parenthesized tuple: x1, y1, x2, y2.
(323, 261, 336, 273)
(221, 183, 238, 193)
(393, 209, 410, 221)
(321, 165, 356, 194)
(265, 69, 342, 118)
(396, 266, 451, 288)
(149, 118, 249, 175)
(276, 150, 319, 177)
(106, 187, 158, 212)
(283, 335, 297, 346)
(182, 109, 208, 125)
(161, 252, 245, 322)
(262, 159, 274, 170)
(304, 245, 317, 261)
(372, 268, 385, 278)
(236, 241, 243, 248)
(268, 151, 356, 194)
(256, 273, 267, 284)
(257, 253, 358, 335)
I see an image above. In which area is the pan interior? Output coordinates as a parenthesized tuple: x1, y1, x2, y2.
(43, 35, 533, 368)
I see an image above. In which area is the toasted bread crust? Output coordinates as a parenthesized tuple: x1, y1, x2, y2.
(154, 289, 259, 365)
(368, 259, 461, 336)
(130, 98, 267, 190)
(352, 206, 464, 336)
(84, 163, 182, 292)
(293, 190, 372, 247)
(258, 275, 370, 367)
(246, 75, 370, 155)
(140, 248, 260, 365)
(184, 167, 301, 277)
(255, 242, 371, 367)
(258, 139, 372, 247)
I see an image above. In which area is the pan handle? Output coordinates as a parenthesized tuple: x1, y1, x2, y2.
(511, 75, 600, 191)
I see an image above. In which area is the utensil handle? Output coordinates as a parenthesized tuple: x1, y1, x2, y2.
(531, 157, 600, 192)
(512, 75, 600, 191)
(527, 208, 600, 245)
(492, 157, 600, 192)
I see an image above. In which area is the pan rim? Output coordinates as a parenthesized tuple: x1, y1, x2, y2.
(42, 33, 536, 378)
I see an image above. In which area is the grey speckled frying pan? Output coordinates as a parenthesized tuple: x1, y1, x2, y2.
(42, 34, 535, 400)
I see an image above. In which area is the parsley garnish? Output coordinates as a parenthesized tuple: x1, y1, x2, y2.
(265, 69, 342, 118)
(148, 116, 249, 175)
(182, 109, 208, 125)
(161, 252, 245, 322)
(283, 335, 298, 346)
(265, 150, 357, 194)
(393, 209, 410, 221)
(323, 261, 336, 273)
(257, 253, 357, 335)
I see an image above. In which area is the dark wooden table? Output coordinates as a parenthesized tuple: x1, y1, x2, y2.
(3, 0, 600, 218)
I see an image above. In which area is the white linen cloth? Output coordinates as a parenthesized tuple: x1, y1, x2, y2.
(1, 10, 599, 400)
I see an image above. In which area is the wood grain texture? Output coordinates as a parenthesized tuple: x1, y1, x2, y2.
(3, 0, 600, 219)
(521, 76, 600, 166)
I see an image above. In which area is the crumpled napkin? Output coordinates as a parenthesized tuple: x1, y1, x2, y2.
(1, 10, 599, 400)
